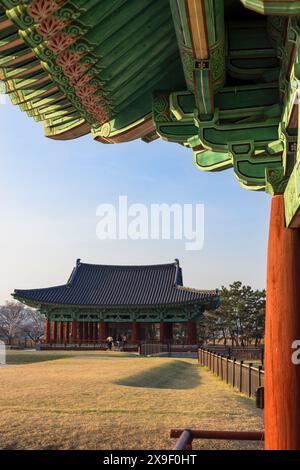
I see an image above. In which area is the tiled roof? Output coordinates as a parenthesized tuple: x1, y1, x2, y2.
(0, 1, 184, 140)
(13, 259, 219, 308)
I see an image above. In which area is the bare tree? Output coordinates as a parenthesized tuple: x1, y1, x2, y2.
(0, 301, 27, 344)
(23, 309, 45, 344)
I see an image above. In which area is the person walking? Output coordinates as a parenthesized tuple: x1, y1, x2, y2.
(106, 336, 113, 351)
(117, 334, 122, 351)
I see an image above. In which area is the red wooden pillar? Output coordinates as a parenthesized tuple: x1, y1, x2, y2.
(265, 195, 300, 450)
(187, 320, 197, 344)
(57, 321, 63, 343)
(63, 322, 68, 343)
(72, 320, 77, 343)
(53, 322, 57, 344)
(92, 322, 96, 342)
(83, 322, 88, 342)
(99, 321, 107, 342)
(93, 322, 98, 341)
(131, 321, 138, 344)
(78, 322, 83, 342)
(61, 321, 64, 343)
(44, 319, 51, 343)
(50, 321, 54, 343)
(88, 322, 93, 342)
(160, 320, 165, 343)
(86, 322, 90, 342)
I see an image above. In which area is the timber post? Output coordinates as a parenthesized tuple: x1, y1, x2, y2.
(159, 320, 165, 343)
(44, 319, 50, 343)
(131, 321, 138, 344)
(265, 195, 300, 450)
(99, 321, 107, 342)
(72, 320, 77, 343)
(187, 320, 197, 344)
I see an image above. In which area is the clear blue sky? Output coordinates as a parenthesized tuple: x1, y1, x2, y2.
(0, 100, 270, 303)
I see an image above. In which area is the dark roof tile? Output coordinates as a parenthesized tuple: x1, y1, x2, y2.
(14, 260, 219, 308)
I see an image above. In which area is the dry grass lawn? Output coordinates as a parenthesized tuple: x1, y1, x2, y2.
(0, 350, 264, 450)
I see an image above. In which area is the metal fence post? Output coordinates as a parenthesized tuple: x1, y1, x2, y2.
(248, 362, 253, 397)
(233, 358, 236, 388)
(239, 360, 244, 392)
(258, 365, 263, 387)
(226, 356, 229, 383)
(260, 346, 264, 366)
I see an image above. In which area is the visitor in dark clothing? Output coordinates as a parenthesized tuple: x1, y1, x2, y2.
(106, 336, 113, 350)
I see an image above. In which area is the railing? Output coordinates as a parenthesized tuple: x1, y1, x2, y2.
(170, 429, 264, 450)
(39, 342, 138, 352)
(139, 343, 199, 356)
(203, 345, 264, 364)
(198, 348, 264, 402)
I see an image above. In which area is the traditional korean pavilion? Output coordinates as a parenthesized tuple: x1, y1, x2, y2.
(2, 0, 300, 450)
(13, 259, 219, 346)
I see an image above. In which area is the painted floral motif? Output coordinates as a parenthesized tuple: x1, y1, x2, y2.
(56, 50, 84, 69)
(48, 32, 76, 54)
(75, 85, 99, 100)
(73, 73, 94, 88)
(37, 16, 68, 39)
(26, 1, 110, 125)
(28, 0, 64, 23)
(63, 63, 91, 84)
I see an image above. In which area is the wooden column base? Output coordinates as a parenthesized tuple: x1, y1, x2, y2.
(265, 195, 300, 450)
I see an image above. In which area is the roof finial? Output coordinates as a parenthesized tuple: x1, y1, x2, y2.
(174, 258, 180, 267)
(76, 258, 81, 266)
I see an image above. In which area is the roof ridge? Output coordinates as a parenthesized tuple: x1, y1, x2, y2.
(79, 262, 177, 269)
(176, 285, 218, 295)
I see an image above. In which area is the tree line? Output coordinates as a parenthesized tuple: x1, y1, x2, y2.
(198, 281, 265, 346)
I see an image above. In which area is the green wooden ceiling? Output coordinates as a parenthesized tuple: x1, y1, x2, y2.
(0, 0, 300, 226)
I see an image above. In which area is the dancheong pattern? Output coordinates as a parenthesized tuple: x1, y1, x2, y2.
(0, 0, 300, 226)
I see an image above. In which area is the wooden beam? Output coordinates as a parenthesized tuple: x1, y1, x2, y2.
(186, 0, 209, 60)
